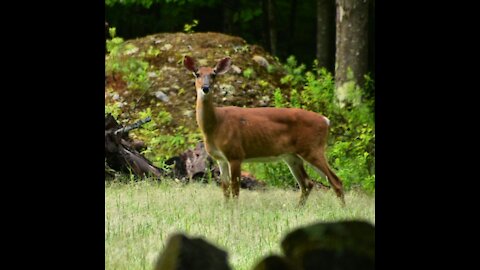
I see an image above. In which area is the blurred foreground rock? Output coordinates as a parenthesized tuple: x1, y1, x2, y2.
(252, 255, 295, 270)
(154, 221, 374, 270)
(279, 220, 375, 270)
(154, 233, 231, 270)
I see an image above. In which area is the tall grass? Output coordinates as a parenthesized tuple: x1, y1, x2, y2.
(105, 179, 375, 270)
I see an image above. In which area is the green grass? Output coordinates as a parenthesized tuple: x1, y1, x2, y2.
(105, 179, 375, 270)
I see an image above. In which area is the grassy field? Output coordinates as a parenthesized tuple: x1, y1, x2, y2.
(105, 179, 375, 270)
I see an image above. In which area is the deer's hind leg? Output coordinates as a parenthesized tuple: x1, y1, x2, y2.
(283, 154, 315, 206)
(301, 151, 345, 206)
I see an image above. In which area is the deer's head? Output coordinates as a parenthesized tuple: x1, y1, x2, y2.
(183, 56, 232, 98)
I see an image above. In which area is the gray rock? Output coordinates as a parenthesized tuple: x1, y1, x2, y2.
(218, 84, 235, 97)
(252, 55, 269, 68)
(148, 72, 158, 78)
(161, 43, 173, 51)
(183, 110, 194, 118)
(154, 91, 170, 102)
(258, 95, 271, 106)
(230, 64, 242, 74)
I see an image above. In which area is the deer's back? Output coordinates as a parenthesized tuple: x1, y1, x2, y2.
(207, 107, 330, 160)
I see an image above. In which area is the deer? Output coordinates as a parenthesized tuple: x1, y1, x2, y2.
(183, 55, 345, 206)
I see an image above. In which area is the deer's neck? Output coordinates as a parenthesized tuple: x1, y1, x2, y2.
(196, 94, 217, 136)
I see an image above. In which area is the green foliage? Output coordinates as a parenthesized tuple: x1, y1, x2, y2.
(289, 89, 301, 108)
(105, 102, 122, 119)
(300, 61, 335, 113)
(129, 108, 199, 162)
(183, 19, 199, 33)
(106, 27, 152, 92)
(242, 67, 255, 79)
(106, 27, 124, 55)
(258, 79, 269, 88)
(266, 64, 276, 73)
(233, 7, 262, 23)
(245, 163, 295, 189)
(122, 58, 150, 91)
(157, 111, 173, 125)
(233, 44, 250, 54)
(273, 88, 285, 108)
(280, 56, 306, 87)
(146, 46, 160, 57)
(363, 73, 375, 108)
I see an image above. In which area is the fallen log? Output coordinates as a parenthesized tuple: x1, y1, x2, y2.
(105, 114, 164, 179)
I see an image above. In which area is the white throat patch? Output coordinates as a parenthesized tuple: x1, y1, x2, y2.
(197, 88, 206, 99)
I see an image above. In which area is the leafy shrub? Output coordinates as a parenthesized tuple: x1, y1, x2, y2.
(184, 19, 199, 33)
(242, 67, 255, 79)
(280, 56, 306, 87)
(273, 88, 285, 108)
(106, 27, 152, 92)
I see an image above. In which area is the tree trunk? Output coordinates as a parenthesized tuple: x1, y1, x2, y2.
(222, 0, 235, 34)
(316, 0, 335, 72)
(262, 0, 270, 52)
(368, 0, 375, 81)
(335, 0, 369, 107)
(267, 0, 277, 55)
(287, 0, 298, 56)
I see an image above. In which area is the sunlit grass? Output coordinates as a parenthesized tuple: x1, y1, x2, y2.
(105, 179, 375, 270)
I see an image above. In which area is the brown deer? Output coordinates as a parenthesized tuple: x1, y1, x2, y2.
(184, 55, 345, 206)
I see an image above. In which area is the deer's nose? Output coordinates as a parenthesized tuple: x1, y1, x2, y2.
(202, 86, 210, 94)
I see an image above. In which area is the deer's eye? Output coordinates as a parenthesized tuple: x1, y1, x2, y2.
(194, 72, 200, 77)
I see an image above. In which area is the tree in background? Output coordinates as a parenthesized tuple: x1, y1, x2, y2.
(316, 0, 335, 73)
(334, 0, 370, 108)
(263, 0, 277, 55)
(222, 0, 235, 34)
(286, 0, 297, 56)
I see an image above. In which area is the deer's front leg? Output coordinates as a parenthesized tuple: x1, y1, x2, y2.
(229, 160, 242, 198)
(218, 160, 231, 199)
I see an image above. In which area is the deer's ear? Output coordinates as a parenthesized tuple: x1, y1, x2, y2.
(184, 56, 197, 72)
(213, 57, 232, 75)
